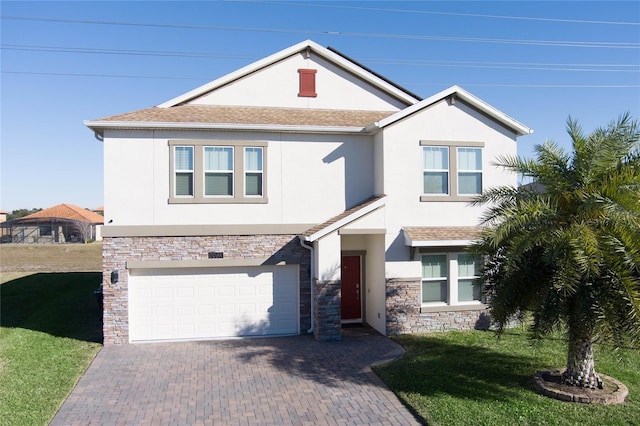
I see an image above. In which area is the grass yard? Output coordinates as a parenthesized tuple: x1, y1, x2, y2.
(0, 244, 103, 426)
(375, 329, 640, 426)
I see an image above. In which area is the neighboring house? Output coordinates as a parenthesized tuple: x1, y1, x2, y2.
(0, 203, 104, 244)
(0, 210, 8, 242)
(85, 40, 532, 345)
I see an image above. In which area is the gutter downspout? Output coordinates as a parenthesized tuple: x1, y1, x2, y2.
(299, 237, 314, 334)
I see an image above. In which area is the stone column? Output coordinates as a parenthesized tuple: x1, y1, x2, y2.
(313, 279, 342, 341)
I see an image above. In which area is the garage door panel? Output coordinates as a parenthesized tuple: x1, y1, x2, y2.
(217, 286, 236, 297)
(198, 287, 215, 297)
(176, 287, 195, 298)
(129, 265, 299, 342)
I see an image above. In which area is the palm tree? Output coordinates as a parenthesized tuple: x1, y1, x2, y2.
(472, 113, 640, 389)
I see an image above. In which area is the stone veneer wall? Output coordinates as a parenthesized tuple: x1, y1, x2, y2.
(313, 280, 342, 341)
(386, 278, 491, 334)
(102, 235, 310, 344)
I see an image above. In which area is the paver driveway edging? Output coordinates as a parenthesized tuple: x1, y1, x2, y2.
(50, 328, 422, 425)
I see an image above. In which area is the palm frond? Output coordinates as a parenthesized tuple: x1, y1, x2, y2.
(474, 113, 640, 348)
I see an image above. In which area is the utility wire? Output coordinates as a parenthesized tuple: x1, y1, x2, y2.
(3, 70, 639, 88)
(234, 1, 640, 26)
(2, 16, 638, 49)
(1, 70, 206, 80)
(3, 44, 638, 73)
(1, 44, 255, 60)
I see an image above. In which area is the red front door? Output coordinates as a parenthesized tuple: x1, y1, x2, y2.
(341, 255, 362, 320)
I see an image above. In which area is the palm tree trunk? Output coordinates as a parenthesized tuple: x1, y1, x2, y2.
(562, 333, 603, 389)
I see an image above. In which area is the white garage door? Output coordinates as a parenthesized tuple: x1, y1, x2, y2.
(128, 265, 299, 342)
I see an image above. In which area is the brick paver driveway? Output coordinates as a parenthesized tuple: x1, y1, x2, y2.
(50, 327, 421, 425)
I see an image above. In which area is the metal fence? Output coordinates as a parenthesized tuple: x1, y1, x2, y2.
(0, 217, 98, 244)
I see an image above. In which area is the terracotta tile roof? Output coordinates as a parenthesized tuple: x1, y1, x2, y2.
(91, 105, 396, 128)
(22, 203, 104, 224)
(302, 195, 386, 238)
(403, 226, 483, 241)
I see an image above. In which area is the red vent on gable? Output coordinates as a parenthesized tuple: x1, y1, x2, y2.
(298, 69, 317, 97)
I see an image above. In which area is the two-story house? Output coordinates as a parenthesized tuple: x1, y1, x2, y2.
(86, 40, 532, 344)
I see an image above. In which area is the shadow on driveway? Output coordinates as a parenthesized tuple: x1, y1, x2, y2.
(50, 329, 422, 425)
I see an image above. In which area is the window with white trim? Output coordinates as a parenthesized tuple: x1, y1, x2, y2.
(244, 147, 263, 197)
(457, 253, 482, 302)
(174, 146, 194, 197)
(169, 140, 267, 204)
(421, 252, 483, 306)
(457, 148, 482, 195)
(422, 147, 449, 195)
(420, 141, 484, 201)
(421, 254, 448, 303)
(204, 146, 234, 197)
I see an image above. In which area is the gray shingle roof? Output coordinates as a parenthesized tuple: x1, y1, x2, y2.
(90, 105, 396, 128)
(403, 226, 483, 242)
(302, 195, 386, 238)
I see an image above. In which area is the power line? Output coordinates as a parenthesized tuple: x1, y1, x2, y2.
(3, 70, 639, 88)
(237, 1, 640, 26)
(2, 16, 638, 49)
(3, 44, 638, 73)
(1, 44, 255, 60)
(1, 70, 206, 80)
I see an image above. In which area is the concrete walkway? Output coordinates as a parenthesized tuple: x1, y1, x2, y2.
(50, 327, 421, 425)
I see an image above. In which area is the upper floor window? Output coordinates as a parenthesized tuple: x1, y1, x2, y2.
(244, 147, 263, 197)
(169, 140, 267, 204)
(174, 146, 194, 197)
(204, 147, 234, 197)
(423, 147, 449, 195)
(420, 141, 484, 201)
(457, 148, 482, 195)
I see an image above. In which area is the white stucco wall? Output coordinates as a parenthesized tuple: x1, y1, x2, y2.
(364, 234, 386, 334)
(102, 129, 376, 227)
(103, 130, 157, 226)
(188, 52, 408, 111)
(316, 231, 341, 281)
(379, 99, 520, 278)
(341, 206, 386, 231)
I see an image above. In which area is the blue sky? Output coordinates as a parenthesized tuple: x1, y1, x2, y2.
(1, 1, 639, 212)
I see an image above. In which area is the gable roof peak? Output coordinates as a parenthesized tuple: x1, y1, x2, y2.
(370, 85, 533, 136)
(157, 40, 421, 108)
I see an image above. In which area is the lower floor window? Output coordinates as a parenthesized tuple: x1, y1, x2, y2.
(421, 252, 482, 305)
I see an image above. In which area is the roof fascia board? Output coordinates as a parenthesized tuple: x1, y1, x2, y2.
(313, 44, 420, 105)
(375, 85, 532, 136)
(158, 40, 419, 108)
(303, 196, 387, 242)
(405, 238, 475, 247)
(83, 120, 368, 135)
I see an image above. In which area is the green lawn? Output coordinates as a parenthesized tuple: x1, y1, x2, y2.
(0, 272, 103, 426)
(375, 329, 640, 426)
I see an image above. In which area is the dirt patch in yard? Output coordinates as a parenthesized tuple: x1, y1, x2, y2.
(0, 243, 102, 280)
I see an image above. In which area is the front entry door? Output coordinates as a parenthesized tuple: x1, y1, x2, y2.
(341, 255, 362, 320)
